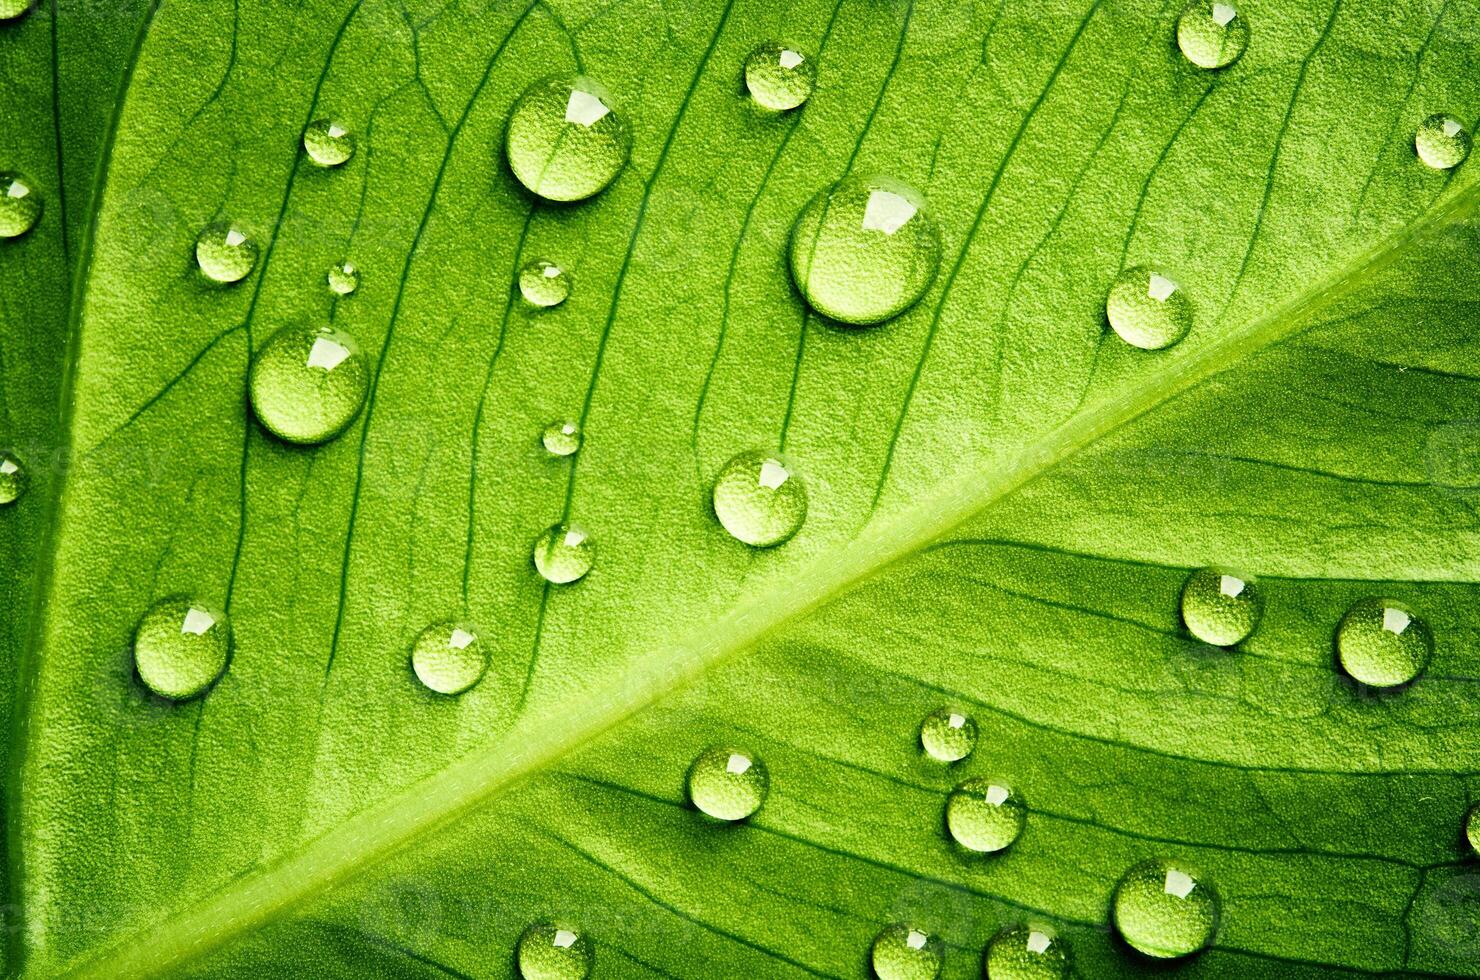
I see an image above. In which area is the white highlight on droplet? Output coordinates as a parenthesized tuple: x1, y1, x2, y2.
(1383, 606, 1412, 635)
(181, 607, 216, 635)
(1148, 273, 1178, 301)
(7, 181, 29, 199)
(1164, 869, 1196, 899)
(1444, 118, 1462, 138)
(307, 337, 351, 371)
(224, 229, 246, 247)
(543, 264, 562, 278)
(565, 89, 611, 126)
(0, 459, 16, 475)
(779, 49, 804, 69)
(906, 930, 928, 950)
(449, 628, 476, 650)
(758, 459, 789, 490)
(986, 784, 1009, 806)
(1219, 575, 1245, 598)
(947, 713, 965, 729)
(726, 753, 752, 775)
(328, 123, 346, 138)
(553, 929, 578, 949)
(861, 189, 917, 234)
(1027, 931, 1052, 954)
(562, 423, 577, 434)
(1211, 3, 1237, 26)
(564, 529, 586, 548)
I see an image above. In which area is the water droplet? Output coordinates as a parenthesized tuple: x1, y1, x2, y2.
(1176, 2, 1249, 70)
(248, 325, 370, 445)
(711, 450, 806, 547)
(1105, 266, 1192, 350)
(1466, 802, 1480, 859)
(870, 925, 944, 980)
(1180, 567, 1262, 647)
(789, 174, 941, 325)
(1335, 597, 1433, 688)
(1112, 860, 1219, 959)
(744, 41, 817, 111)
(0, 0, 35, 21)
(195, 223, 258, 284)
(302, 119, 355, 167)
(919, 708, 976, 763)
(327, 261, 359, 296)
(1415, 113, 1471, 170)
(532, 522, 594, 584)
(542, 420, 582, 457)
(517, 922, 593, 980)
(520, 259, 572, 307)
(410, 621, 487, 695)
(945, 778, 1026, 853)
(985, 924, 1071, 980)
(0, 450, 27, 505)
(687, 746, 768, 821)
(506, 75, 630, 202)
(133, 596, 231, 701)
(0, 172, 42, 239)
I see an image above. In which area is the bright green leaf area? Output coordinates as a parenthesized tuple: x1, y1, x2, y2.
(7, 0, 1480, 977)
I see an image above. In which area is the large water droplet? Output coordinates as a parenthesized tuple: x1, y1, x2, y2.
(789, 174, 940, 325)
(0, 0, 34, 21)
(0, 450, 27, 505)
(1415, 113, 1471, 170)
(410, 621, 487, 695)
(985, 924, 1071, 980)
(0, 172, 41, 239)
(542, 420, 582, 457)
(1180, 567, 1262, 647)
(744, 41, 816, 111)
(1105, 266, 1191, 349)
(711, 451, 806, 547)
(532, 522, 594, 584)
(327, 261, 359, 296)
(248, 325, 370, 445)
(133, 597, 231, 701)
(1466, 802, 1480, 859)
(1113, 860, 1218, 959)
(687, 746, 768, 821)
(1335, 597, 1432, 687)
(517, 922, 593, 980)
(520, 259, 572, 308)
(920, 708, 976, 763)
(945, 778, 1026, 853)
(870, 925, 944, 980)
(506, 76, 630, 202)
(195, 223, 258, 284)
(1176, 2, 1249, 70)
(303, 119, 355, 167)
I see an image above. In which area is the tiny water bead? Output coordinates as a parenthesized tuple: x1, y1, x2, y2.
(532, 523, 595, 584)
(711, 450, 806, 547)
(195, 223, 258, 283)
(249, 325, 370, 444)
(0, 451, 26, 505)
(519, 259, 572, 307)
(327, 261, 359, 296)
(542, 420, 582, 457)
(789, 174, 941, 325)
(1180, 567, 1263, 647)
(506, 75, 630, 202)
(410, 622, 487, 695)
(744, 41, 816, 111)
(945, 778, 1026, 853)
(1176, 2, 1249, 70)
(0, 173, 42, 239)
(919, 708, 976, 763)
(1415, 113, 1472, 171)
(1112, 860, 1219, 959)
(1335, 597, 1433, 688)
(133, 597, 231, 701)
(687, 746, 768, 821)
(1105, 266, 1192, 350)
(303, 119, 355, 167)
(1466, 802, 1480, 858)
(516, 922, 593, 980)
(984, 925, 1071, 980)
(870, 925, 944, 980)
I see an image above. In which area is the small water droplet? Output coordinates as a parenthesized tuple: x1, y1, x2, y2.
(870, 925, 944, 980)
(195, 223, 258, 283)
(1112, 860, 1219, 959)
(0, 0, 35, 21)
(532, 522, 594, 584)
(520, 259, 572, 307)
(1335, 597, 1433, 687)
(711, 450, 806, 547)
(506, 75, 630, 202)
(0, 172, 42, 239)
(919, 708, 976, 763)
(327, 261, 359, 296)
(1466, 802, 1480, 858)
(541, 420, 582, 457)
(1105, 266, 1192, 349)
(744, 41, 817, 111)
(302, 119, 355, 167)
(133, 596, 231, 701)
(1176, 2, 1249, 70)
(687, 746, 768, 821)
(1415, 113, 1471, 170)
(789, 174, 941, 325)
(0, 450, 27, 505)
(1180, 567, 1262, 647)
(985, 924, 1071, 980)
(945, 778, 1026, 853)
(517, 922, 593, 980)
(248, 325, 370, 444)
(410, 621, 487, 695)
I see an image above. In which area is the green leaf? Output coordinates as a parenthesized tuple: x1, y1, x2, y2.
(11, 0, 1480, 977)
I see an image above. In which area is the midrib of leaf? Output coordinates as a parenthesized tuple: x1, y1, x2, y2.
(54, 161, 1480, 979)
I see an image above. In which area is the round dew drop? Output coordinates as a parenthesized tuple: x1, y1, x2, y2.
(1466, 802, 1480, 859)
(1415, 113, 1471, 170)
(0, 172, 42, 239)
(1176, 2, 1249, 70)
(0, 0, 34, 20)
(790, 174, 940, 325)
(520, 259, 572, 307)
(870, 925, 944, 980)
(249, 325, 370, 445)
(984, 925, 1071, 980)
(303, 119, 355, 167)
(506, 75, 630, 202)
(1335, 597, 1433, 688)
(516, 922, 593, 980)
(541, 420, 582, 457)
(945, 778, 1026, 853)
(711, 450, 806, 547)
(920, 708, 976, 763)
(1112, 860, 1219, 959)
(687, 746, 768, 821)
(410, 621, 487, 695)
(1105, 266, 1192, 349)
(327, 261, 359, 296)
(1180, 567, 1263, 646)
(133, 596, 231, 701)
(195, 223, 258, 283)
(0, 450, 27, 505)
(744, 41, 817, 111)
(532, 522, 594, 584)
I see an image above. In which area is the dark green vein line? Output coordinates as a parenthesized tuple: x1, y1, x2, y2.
(320, 923, 477, 979)
(88, 323, 246, 450)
